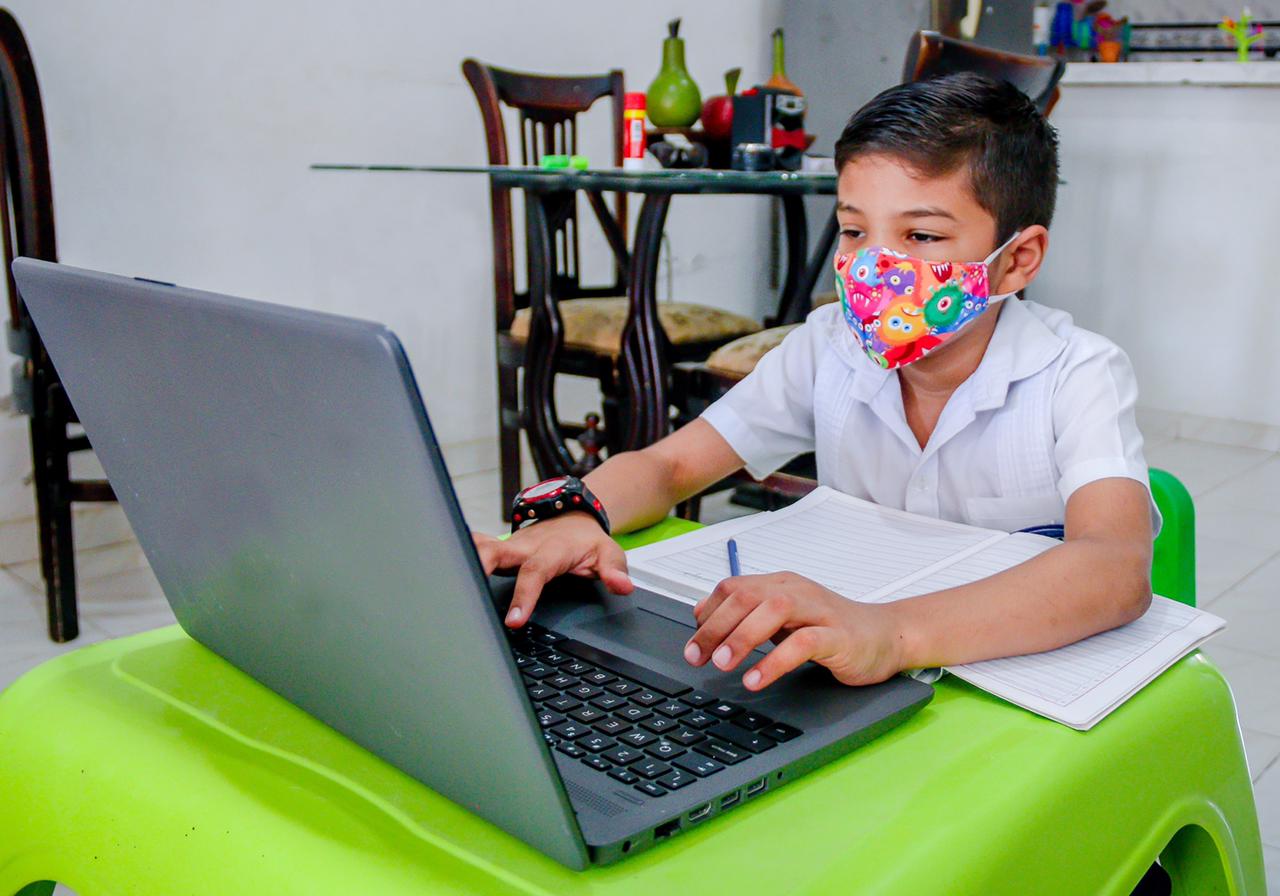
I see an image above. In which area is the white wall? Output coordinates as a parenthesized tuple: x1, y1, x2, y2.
(0, 0, 787, 528)
(1037, 68, 1280, 445)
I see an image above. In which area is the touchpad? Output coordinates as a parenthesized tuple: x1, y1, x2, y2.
(571, 601, 768, 668)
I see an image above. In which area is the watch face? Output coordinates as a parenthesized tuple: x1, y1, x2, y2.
(522, 477, 569, 500)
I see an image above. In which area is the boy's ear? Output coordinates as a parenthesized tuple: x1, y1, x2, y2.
(993, 225, 1048, 295)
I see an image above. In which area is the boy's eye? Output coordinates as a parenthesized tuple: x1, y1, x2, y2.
(908, 232, 942, 244)
(839, 228, 864, 240)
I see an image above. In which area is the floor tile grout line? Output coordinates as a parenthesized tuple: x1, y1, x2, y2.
(1193, 448, 1280, 503)
(1200, 545, 1280, 612)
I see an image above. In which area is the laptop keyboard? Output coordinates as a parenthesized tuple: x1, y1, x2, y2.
(506, 622, 803, 800)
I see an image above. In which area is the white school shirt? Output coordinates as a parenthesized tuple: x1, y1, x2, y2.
(701, 297, 1161, 534)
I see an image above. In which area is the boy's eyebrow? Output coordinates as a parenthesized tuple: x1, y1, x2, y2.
(900, 206, 958, 221)
(834, 202, 958, 221)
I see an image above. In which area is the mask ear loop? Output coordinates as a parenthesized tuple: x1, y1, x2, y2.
(983, 229, 1023, 303)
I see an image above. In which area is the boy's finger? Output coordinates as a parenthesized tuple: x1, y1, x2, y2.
(596, 541, 635, 595)
(706, 598, 793, 672)
(693, 576, 738, 624)
(684, 588, 760, 667)
(507, 548, 571, 627)
(475, 537, 528, 576)
(741, 626, 838, 691)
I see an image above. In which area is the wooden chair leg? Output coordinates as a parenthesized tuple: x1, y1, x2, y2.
(29, 412, 78, 643)
(498, 365, 521, 522)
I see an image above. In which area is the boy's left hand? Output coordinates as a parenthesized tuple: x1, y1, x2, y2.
(685, 572, 906, 690)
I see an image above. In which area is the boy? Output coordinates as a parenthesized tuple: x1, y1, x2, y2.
(474, 72, 1156, 692)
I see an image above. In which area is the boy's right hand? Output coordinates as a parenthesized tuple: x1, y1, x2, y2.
(472, 513, 634, 628)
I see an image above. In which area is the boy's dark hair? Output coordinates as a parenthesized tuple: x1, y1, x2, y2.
(834, 72, 1059, 243)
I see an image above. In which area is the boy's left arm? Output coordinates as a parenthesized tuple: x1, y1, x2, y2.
(685, 476, 1153, 690)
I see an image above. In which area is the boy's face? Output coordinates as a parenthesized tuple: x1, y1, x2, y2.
(835, 152, 1002, 271)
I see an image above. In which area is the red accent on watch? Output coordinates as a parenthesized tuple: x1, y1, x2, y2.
(511, 476, 610, 535)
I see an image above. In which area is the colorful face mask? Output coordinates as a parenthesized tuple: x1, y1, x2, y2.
(833, 231, 1020, 369)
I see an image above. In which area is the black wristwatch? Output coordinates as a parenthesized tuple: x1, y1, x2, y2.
(511, 476, 611, 535)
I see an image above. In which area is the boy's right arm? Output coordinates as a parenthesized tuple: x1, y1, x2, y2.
(472, 418, 745, 627)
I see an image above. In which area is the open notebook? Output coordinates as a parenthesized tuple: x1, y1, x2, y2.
(626, 487, 1224, 730)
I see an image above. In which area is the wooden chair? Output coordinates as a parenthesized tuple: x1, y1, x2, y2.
(0, 7, 116, 642)
(462, 60, 761, 519)
(672, 31, 1066, 517)
(903, 30, 1066, 115)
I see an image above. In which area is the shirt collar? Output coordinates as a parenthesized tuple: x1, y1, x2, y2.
(827, 297, 1067, 412)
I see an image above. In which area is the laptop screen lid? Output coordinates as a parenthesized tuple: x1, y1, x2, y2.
(13, 258, 589, 869)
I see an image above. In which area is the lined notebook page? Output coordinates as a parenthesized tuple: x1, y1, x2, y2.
(626, 487, 1004, 605)
(947, 597, 1225, 730)
(869, 532, 1057, 603)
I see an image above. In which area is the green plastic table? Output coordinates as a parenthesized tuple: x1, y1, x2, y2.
(0, 520, 1266, 895)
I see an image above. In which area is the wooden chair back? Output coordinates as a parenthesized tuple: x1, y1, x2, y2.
(903, 30, 1066, 116)
(0, 6, 56, 355)
(461, 59, 625, 331)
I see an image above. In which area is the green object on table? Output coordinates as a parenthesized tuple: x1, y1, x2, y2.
(0, 512, 1263, 895)
(540, 154, 569, 169)
(1150, 467, 1196, 607)
(646, 18, 701, 128)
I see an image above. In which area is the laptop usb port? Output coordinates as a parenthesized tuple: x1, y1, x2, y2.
(688, 803, 712, 823)
(719, 792, 740, 810)
(745, 778, 767, 798)
(655, 819, 681, 840)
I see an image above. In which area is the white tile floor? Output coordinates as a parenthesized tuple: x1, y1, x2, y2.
(2, 436, 1279, 893)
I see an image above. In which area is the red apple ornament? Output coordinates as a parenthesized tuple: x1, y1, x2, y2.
(700, 68, 741, 140)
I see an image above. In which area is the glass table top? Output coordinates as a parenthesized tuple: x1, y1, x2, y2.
(310, 163, 838, 195)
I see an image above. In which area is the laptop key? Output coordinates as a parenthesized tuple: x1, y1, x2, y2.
(616, 706, 652, 723)
(514, 654, 534, 668)
(736, 711, 773, 731)
(546, 673, 578, 690)
(551, 721, 591, 740)
(708, 702, 741, 719)
(567, 684, 603, 700)
(579, 734, 616, 754)
(633, 759, 671, 779)
(608, 768, 640, 785)
(683, 711, 717, 730)
(561, 660, 593, 676)
(583, 670, 616, 686)
(618, 729, 658, 748)
(762, 723, 803, 743)
(709, 722, 777, 754)
(646, 740, 686, 761)
(555, 741, 586, 758)
(582, 756, 612, 773)
(605, 680, 641, 696)
(594, 718, 632, 737)
(541, 651, 569, 666)
(526, 684, 556, 701)
(655, 700, 690, 718)
(683, 690, 717, 707)
(632, 691, 664, 707)
(668, 727, 706, 747)
(547, 695, 581, 712)
(591, 694, 627, 711)
(635, 781, 666, 798)
(537, 711, 564, 728)
(641, 716, 678, 734)
(524, 665, 557, 681)
(603, 745, 644, 765)
(557, 638, 692, 697)
(673, 755, 724, 778)
(532, 629, 565, 645)
(694, 739, 749, 765)
(657, 769, 695, 791)
(569, 706, 607, 724)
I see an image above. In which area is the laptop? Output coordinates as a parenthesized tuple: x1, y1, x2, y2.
(13, 258, 933, 869)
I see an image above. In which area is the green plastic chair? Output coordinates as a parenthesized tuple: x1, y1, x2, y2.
(0, 496, 1263, 896)
(1150, 468, 1196, 607)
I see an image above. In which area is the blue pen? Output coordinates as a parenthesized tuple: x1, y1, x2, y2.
(727, 538, 741, 577)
